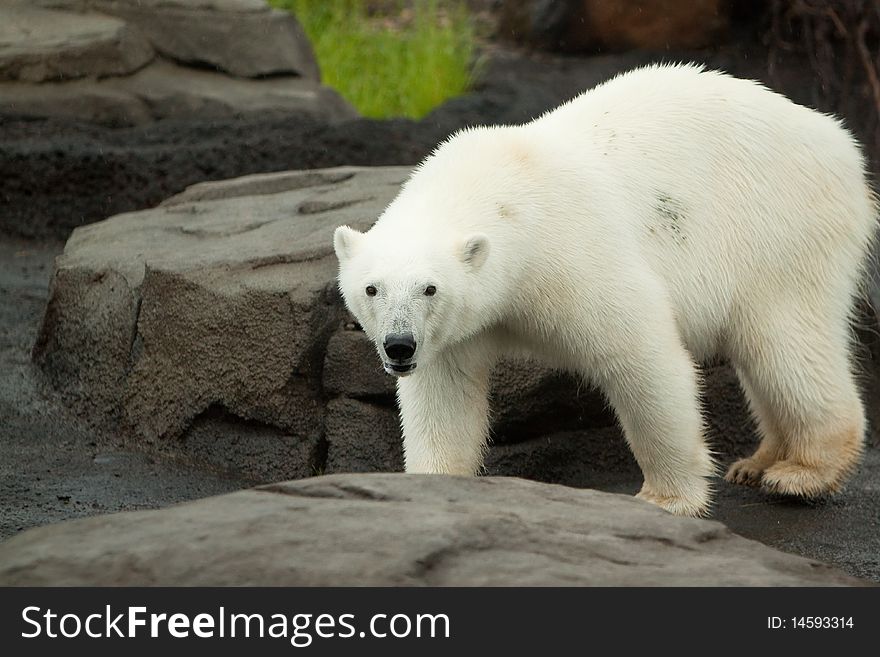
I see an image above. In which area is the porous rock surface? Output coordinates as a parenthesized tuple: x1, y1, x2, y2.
(0, 0, 353, 125)
(0, 473, 865, 586)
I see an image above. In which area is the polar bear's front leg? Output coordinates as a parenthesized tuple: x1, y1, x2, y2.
(395, 355, 491, 476)
(590, 317, 716, 517)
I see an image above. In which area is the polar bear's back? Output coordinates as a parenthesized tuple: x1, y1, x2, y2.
(535, 64, 872, 245)
(524, 64, 876, 349)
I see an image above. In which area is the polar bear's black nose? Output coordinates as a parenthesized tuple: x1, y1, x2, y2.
(383, 333, 416, 361)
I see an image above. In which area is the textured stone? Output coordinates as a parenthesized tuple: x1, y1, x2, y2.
(324, 399, 403, 474)
(38, 1, 269, 10)
(32, 1, 315, 79)
(0, 0, 350, 125)
(162, 169, 364, 206)
(0, 60, 355, 126)
(176, 406, 321, 481)
(489, 358, 614, 443)
(0, 473, 864, 586)
(485, 427, 640, 488)
(323, 329, 396, 399)
(34, 167, 409, 479)
(90, 1, 320, 79)
(0, 6, 154, 82)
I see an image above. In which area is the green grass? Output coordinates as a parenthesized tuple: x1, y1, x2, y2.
(270, 0, 479, 119)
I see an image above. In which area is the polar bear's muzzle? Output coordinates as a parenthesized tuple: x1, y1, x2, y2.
(382, 332, 417, 377)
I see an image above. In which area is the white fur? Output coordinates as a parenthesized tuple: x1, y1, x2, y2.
(333, 64, 877, 516)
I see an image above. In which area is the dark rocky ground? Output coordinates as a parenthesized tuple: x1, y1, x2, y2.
(2, 42, 880, 582)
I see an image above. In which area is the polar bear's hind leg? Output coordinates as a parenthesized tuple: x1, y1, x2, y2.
(729, 308, 865, 497)
(724, 372, 786, 486)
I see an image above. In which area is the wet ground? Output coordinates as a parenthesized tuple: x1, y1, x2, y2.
(0, 240, 254, 538)
(1, 239, 878, 582)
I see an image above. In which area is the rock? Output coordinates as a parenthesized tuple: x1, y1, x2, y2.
(489, 359, 614, 443)
(0, 80, 155, 126)
(0, 5, 154, 82)
(0, 0, 350, 126)
(162, 168, 364, 206)
(39, 1, 268, 9)
(33, 166, 408, 480)
(498, 0, 729, 52)
(87, 0, 321, 79)
(324, 399, 403, 474)
(176, 405, 321, 481)
(0, 473, 864, 585)
(485, 427, 641, 488)
(0, 60, 355, 127)
(323, 329, 396, 399)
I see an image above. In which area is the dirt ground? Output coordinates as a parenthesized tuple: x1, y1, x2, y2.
(1, 239, 878, 582)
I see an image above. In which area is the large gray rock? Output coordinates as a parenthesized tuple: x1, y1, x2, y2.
(0, 5, 154, 82)
(0, 0, 351, 125)
(0, 60, 355, 126)
(87, 0, 321, 79)
(35, 166, 406, 447)
(39, 0, 269, 9)
(33, 0, 319, 80)
(0, 473, 864, 586)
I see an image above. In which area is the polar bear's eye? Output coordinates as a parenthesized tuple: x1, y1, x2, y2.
(424, 285, 437, 296)
(365, 285, 377, 297)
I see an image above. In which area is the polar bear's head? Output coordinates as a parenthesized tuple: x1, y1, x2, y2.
(333, 224, 489, 377)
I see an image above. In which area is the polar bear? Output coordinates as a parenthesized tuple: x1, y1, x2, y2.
(333, 64, 877, 517)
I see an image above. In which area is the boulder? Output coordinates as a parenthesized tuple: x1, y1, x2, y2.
(489, 358, 615, 443)
(85, 0, 321, 79)
(498, 0, 729, 52)
(0, 0, 350, 125)
(174, 405, 321, 481)
(0, 60, 356, 127)
(34, 166, 406, 449)
(0, 5, 154, 82)
(0, 473, 864, 585)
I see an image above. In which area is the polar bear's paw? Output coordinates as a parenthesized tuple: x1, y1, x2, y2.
(635, 483, 711, 518)
(760, 460, 844, 498)
(724, 457, 768, 487)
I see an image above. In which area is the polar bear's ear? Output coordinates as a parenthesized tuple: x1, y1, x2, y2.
(460, 234, 489, 271)
(334, 225, 363, 262)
